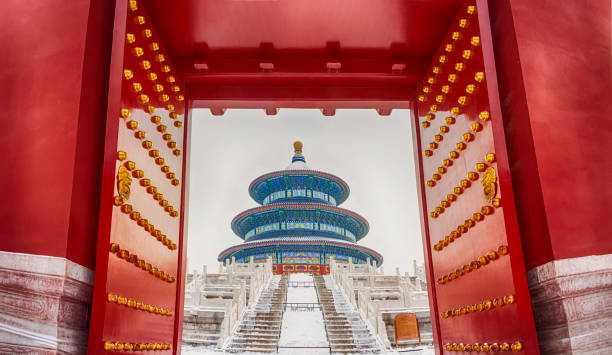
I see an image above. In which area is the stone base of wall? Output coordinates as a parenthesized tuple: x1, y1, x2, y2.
(0, 251, 93, 354)
(527, 253, 612, 354)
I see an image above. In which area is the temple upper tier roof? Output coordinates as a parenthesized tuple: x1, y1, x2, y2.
(248, 142, 350, 206)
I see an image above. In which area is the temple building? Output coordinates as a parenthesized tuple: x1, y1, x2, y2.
(218, 141, 382, 275)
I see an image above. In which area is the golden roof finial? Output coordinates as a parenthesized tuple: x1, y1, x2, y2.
(293, 141, 303, 154)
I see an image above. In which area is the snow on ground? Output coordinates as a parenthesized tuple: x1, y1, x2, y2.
(288, 272, 314, 282)
(285, 280, 318, 303)
(278, 273, 329, 352)
(278, 310, 328, 347)
(181, 346, 435, 354)
(181, 273, 435, 355)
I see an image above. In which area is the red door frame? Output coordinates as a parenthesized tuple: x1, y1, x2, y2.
(411, 1, 538, 353)
(87, 0, 128, 350)
(172, 96, 192, 351)
(90, 0, 537, 353)
(88, 0, 191, 352)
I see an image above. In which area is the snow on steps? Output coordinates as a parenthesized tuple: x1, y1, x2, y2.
(314, 275, 385, 354)
(225, 275, 288, 353)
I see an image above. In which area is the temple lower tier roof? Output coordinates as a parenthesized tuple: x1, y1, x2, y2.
(217, 236, 383, 267)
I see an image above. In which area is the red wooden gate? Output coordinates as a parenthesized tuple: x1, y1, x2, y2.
(87, 0, 189, 353)
(413, 0, 539, 353)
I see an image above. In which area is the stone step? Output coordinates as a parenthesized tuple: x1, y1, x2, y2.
(182, 339, 218, 347)
(182, 333, 220, 340)
(230, 338, 278, 345)
(226, 346, 277, 353)
(232, 334, 279, 340)
(331, 349, 383, 354)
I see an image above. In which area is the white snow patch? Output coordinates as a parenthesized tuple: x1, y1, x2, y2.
(288, 273, 314, 282)
(182, 345, 435, 354)
(278, 273, 329, 352)
(286, 285, 318, 303)
(278, 310, 328, 348)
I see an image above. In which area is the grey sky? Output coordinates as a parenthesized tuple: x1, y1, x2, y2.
(186, 108, 424, 274)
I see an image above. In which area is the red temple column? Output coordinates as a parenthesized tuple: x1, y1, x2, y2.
(489, 1, 612, 353)
(0, 0, 115, 352)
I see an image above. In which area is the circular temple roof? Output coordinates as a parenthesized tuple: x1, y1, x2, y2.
(248, 142, 350, 205)
(217, 236, 383, 266)
(231, 203, 370, 241)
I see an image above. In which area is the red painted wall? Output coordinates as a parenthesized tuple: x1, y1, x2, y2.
(489, 0, 612, 269)
(0, 0, 114, 269)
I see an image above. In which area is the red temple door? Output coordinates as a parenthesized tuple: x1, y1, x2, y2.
(87, 0, 189, 353)
(413, 0, 539, 353)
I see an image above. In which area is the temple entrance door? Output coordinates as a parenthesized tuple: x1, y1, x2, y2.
(86, 0, 541, 354)
(87, 1, 190, 353)
(413, 0, 539, 353)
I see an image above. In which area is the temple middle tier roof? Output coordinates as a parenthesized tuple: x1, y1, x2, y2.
(231, 203, 369, 242)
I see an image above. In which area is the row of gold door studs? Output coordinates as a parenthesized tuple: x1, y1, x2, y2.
(429, 155, 496, 218)
(423, 110, 490, 166)
(418, 5, 478, 109)
(122, 108, 182, 157)
(117, 152, 180, 217)
(121, 114, 182, 187)
(441, 294, 515, 319)
(116, 202, 178, 250)
(421, 68, 484, 135)
(121, 71, 184, 124)
(419, 39, 481, 108)
(148, 114, 183, 156)
(436, 245, 508, 285)
(423, 109, 487, 159)
(421, 70, 486, 149)
(125, 0, 184, 107)
(444, 341, 523, 352)
(110, 243, 176, 283)
(106, 292, 174, 317)
(433, 201, 500, 252)
(103, 341, 171, 351)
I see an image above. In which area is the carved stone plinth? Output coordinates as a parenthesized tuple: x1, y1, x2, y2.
(527, 254, 612, 354)
(0, 251, 93, 354)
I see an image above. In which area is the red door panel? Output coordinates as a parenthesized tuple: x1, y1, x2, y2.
(88, 0, 187, 353)
(415, 0, 539, 353)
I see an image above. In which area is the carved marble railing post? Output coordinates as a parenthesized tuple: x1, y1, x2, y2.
(238, 280, 246, 316)
(192, 269, 202, 306)
(377, 311, 391, 348)
(399, 279, 410, 307)
(223, 301, 232, 340)
(248, 271, 257, 307)
(347, 276, 356, 307)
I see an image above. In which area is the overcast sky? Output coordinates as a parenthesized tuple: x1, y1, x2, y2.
(186, 108, 424, 275)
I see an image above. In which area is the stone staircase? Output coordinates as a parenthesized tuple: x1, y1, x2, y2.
(225, 275, 288, 353)
(314, 275, 384, 354)
(182, 309, 224, 349)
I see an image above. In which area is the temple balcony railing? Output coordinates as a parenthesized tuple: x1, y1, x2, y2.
(184, 257, 274, 347)
(329, 257, 430, 349)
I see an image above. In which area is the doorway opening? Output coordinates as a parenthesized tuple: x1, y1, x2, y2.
(182, 108, 432, 354)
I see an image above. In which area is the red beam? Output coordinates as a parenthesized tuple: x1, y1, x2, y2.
(188, 84, 415, 110)
(175, 57, 429, 87)
(264, 108, 278, 116)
